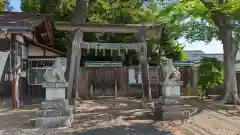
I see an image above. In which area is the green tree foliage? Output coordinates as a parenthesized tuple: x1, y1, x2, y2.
(0, 0, 13, 11)
(198, 57, 223, 99)
(21, 0, 74, 53)
(21, 0, 75, 21)
(156, 0, 240, 104)
(0, 0, 5, 11)
(20, 0, 186, 65)
(21, 0, 40, 12)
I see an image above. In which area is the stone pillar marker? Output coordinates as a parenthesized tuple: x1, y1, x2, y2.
(33, 57, 73, 128)
(154, 57, 197, 120)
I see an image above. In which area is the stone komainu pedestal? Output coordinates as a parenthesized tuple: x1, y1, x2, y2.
(34, 82, 73, 128)
(43, 83, 67, 100)
(154, 81, 196, 121)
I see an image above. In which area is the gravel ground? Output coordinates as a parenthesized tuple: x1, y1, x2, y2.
(0, 103, 73, 135)
(0, 98, 240, 135)
(180, 103, 240, 135)
(71, 98, 183, 135)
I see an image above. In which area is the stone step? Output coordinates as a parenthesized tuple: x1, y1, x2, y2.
(155, 109, 191, 121)
(162, 110, 191, 120)
(160, 105, 195, 112)
(40, 100, 68, 110)
(154, 104, 197, 121)
(34, 116, 73, 128)
(158, 97, 183, 105)
(154, 102, 195, 110)
(36, 107, 73, 117)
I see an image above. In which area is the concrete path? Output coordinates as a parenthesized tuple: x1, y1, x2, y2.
(180, 104, 240, 135)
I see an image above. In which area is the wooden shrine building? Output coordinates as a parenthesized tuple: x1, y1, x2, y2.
(0, 12, 66, 108)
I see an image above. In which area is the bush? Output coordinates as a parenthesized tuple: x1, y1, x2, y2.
(198, 57, 223, 99)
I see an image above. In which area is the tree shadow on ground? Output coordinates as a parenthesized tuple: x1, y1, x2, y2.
(179, 96, 240, 118)
(73, 99, 154, 127)
(72, 97, 240, 135)
(0, 103, 38, 130)
(186, 96, 240, 117)
(204, 102, 240, 117)
(72, 98, 184, 135)
(71, 123, 174, 135)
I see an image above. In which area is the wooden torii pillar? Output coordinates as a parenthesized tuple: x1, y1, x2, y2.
(55, 23, 163, 103)
(67, 28, 83, 105)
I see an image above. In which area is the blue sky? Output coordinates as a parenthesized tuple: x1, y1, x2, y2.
(9, 0, 223, 54)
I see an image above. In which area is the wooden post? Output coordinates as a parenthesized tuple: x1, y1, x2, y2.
(90, 84, 93, 99)
(139, 28, 152, 101)
(75, 46, 82, 99)
(157, 29, 163, 98)
(67, 28, 82, 104)
(157, 66, 161, 97)
(192, 66, 198, 89)
(73, 47, 81, 111)
(67, 46, 76, 104)
(114, 81, 117, 99)
(10, 33, 19, 109)
(75, 56, 81, 96)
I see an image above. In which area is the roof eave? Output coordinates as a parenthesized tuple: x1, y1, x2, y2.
(0, 26, 32, 34)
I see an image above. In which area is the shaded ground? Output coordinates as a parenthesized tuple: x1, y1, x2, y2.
(71, 98, 183, 135)
(0, 97, 240, 135)
(0, 100, 72, 135)
(0, 105, 36, 130)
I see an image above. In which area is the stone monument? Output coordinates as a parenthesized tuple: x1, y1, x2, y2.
(34, 57, 73, 128)
(154, 57, 195, 120)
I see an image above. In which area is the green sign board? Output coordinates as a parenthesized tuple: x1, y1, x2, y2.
(85, 61, 122, 67)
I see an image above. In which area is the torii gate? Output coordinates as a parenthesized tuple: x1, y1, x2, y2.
(55, 23, 163, 103)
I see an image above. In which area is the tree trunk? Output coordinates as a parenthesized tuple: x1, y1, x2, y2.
(212, 13, 240, 104)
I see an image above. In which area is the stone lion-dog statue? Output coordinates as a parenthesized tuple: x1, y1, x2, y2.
(43, 57, 67, 83)
(160, 57, 181, 82)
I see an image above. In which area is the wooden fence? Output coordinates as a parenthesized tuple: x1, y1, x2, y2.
(78, 66, 194, 99)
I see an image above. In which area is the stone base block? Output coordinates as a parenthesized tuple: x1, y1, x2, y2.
(42, 82, 68, 88)
(36, 106, 73, 117)
(40, 100, 68, 110)
(158, 97, 183, 105)
(160, 104, 194, 111)
(161, 110, 191, 121)
(154, 103, 196, 121)
(161, 81, 183, 97)
(46, 88, 66, 100)
(35, 115, 73, 128)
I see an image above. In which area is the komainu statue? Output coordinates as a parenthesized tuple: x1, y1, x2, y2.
(43, 57, 67, 83)
(160, 57, 181, 82)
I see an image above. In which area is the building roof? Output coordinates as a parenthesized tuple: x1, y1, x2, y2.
(195, 53, 223, 61)
(23, 35, 66, 56)
(173, 61, 196, 67)
(85, 61, 122, 67)
(183, 50, 204, 59)
(0, 12, 64, 56)
(183, 50, 223, 61)
(0, 12, 50, 32)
